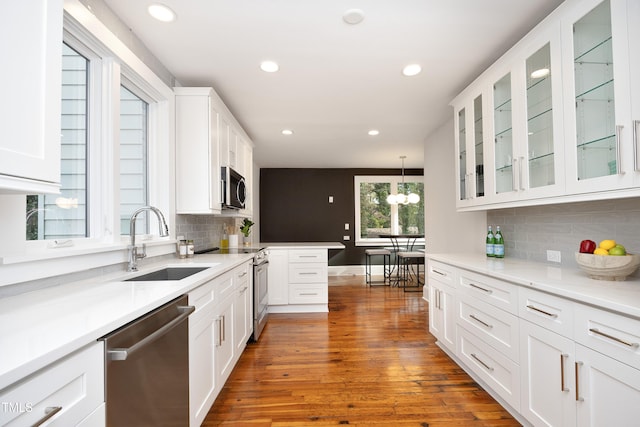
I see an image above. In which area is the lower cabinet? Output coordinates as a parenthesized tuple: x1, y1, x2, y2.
(268, 247, 330, 313)
(0, 342, 104, 427)
(188, 260, 253, 427)
(427, 257, 640, 427)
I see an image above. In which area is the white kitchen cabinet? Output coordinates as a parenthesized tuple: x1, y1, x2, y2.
(518, 288, 576, 427)
(215, 293, 235, 387)
(189, 303, 217, 427)
(267, 247, 331, 313)
(175, 87, 254, 216)
(267, 249, 289, 306)
(427, 260, 456, 352)
(562, 0, 640, 194)
(0, 0, 63, 194)
(453, 0, 640, 211)
(175, 87, 222, 214)
(233, 261, 252, 353)
(0, 342, 104, 427)
(454, 91, 489, 208)
(575, 343, 640, 427)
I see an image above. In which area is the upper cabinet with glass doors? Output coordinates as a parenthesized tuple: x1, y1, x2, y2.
(454, 93, 488, 208)
(452, 0, 640, 211)
(563, 0, 640, 193)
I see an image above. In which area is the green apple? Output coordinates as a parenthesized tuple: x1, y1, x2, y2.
(609, 245, 626, 256)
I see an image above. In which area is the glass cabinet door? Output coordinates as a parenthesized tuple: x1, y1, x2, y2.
(494, 73, 514, 194)
(474, 95, 485, 198)
(573, 0, 617, 180)
(526, 43, 556, 189)
(458, 108, 467, 201)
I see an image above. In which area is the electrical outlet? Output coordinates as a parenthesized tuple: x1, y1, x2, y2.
(547, 250, 561, 263)
(343, 235, 350, 241)
(328, 196, 334, 203)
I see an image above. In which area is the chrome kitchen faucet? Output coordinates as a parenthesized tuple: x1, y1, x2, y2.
(128, 206, 169, 271)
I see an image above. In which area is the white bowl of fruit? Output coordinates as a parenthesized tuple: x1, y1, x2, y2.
(575, 239, 640, 281)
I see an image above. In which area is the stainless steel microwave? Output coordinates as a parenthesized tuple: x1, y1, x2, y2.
(221, 166, 246, 209)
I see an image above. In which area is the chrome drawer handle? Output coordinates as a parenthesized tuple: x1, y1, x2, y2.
(300, 292, 318, 296)
(589, 328, 639, 348)
(432, 269, 447, 277)
(470, 353, 494, 372)
(469, 283, 492, 294)
(31, 406, 62, 427)
(299, 272, 318, 275)
(575, 361, 584, 402)
(526, 304, 558, 318)
(469, 314, 493, 329)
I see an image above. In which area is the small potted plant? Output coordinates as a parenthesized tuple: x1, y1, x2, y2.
(240, 218, 254, 246)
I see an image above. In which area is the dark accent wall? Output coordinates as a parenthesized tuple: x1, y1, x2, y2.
(259, 168, 423, 266)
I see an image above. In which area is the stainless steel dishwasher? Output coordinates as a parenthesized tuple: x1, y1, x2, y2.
(101, 295, 194, 427)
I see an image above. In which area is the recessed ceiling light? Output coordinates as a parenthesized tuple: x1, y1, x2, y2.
(402, 64, 422, 77)
(368, 130, 379, 136)
(343, 9, 365, 25)
(282, 129, 293, 135)
(148, 3, 176, 22)
(531, 68, 550, 78)
(260, 61, 279, 73)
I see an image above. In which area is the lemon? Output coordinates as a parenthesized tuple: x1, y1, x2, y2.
(599, 239, 616, 251)
(594, 248, 609, 256)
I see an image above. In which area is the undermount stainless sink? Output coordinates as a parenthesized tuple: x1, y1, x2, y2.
(125, 266, 210, 282)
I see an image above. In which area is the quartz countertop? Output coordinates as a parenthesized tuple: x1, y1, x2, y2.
(426, 253, 640, 320)
(0, 253, 254, 391)
(262, 242, 345, 250)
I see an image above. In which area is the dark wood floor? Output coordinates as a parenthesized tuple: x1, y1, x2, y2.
(203, 276, 520, 426)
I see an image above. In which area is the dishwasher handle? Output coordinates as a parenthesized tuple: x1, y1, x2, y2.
(107, 305, 195, 361)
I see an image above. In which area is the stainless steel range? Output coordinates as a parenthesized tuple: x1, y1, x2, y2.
(252, 248, 269, 341)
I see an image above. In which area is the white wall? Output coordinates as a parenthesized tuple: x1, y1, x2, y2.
(424, 118, 486, 253)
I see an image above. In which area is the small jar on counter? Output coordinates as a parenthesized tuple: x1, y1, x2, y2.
(178, 240, 188, 259)
(187, 240, 195, 258)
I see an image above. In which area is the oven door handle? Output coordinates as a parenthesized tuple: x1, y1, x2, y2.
(107, 305, 195, 361)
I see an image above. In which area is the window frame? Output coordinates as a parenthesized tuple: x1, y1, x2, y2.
(2, 6, 176, 286)
(354, 175, 425, 247)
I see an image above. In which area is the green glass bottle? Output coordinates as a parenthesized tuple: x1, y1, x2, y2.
(486, 226, 495, 257)
(494, 226, 504, 258)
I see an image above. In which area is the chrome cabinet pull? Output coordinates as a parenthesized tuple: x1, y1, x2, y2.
(107, 305, 195, 361)
(560, 353, 569, 392)
(512, 157, 517, 191)
(526, 304, 558, 318)
(575, 361, 584, 402)
(216, 318, 222, 346)
(519, 156, 525, 190)
(31, 406, 62, 427)
(222, 315, 226, 342)
(469, 283, 492, 294)
(300, 292, 319, 296)
(589, 328, 639, 348)
(615, 125, 624, 174)
(437, 289, 441, 310)
(470, 353, 494, 372)
(469, 314, 493, 329)
(432, 268, 447, 277)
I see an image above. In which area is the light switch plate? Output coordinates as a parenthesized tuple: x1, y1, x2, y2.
(344, 223, 349, 230)
(328, 196, 334, 203)
(343, 235, 350, 240)
(547, 250, 561, 263)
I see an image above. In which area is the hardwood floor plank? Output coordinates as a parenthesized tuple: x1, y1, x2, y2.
(203, 279, 520, 426)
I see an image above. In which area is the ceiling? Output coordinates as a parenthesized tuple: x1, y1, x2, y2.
(102, 0, 564, 169)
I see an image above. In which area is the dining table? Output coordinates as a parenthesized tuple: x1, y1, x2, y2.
(377, 233, 424, 285)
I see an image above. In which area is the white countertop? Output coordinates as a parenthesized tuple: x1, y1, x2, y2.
(263, 242, 345, 250)
(0, 253, 254, 391)
(426, 253, 640, 320)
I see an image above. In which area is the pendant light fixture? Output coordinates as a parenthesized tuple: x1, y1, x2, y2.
(386, 156, 420, 205)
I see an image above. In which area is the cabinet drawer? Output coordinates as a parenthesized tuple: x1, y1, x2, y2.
(289, 284, 328, 304)
(289, 263, 328, 283)
(189, 279, 215, 313)
(457, 293, 519, 362)
(457, 269, 518, 314)
(519, 287, 573, 338)
(574, 304, 640, 369)
(457, 326, 520, 411)
(289, 249, 327, 263)
(215, 271, 235, 301)
(0, 342, 104, 427)
(427, 260, 456, 287)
